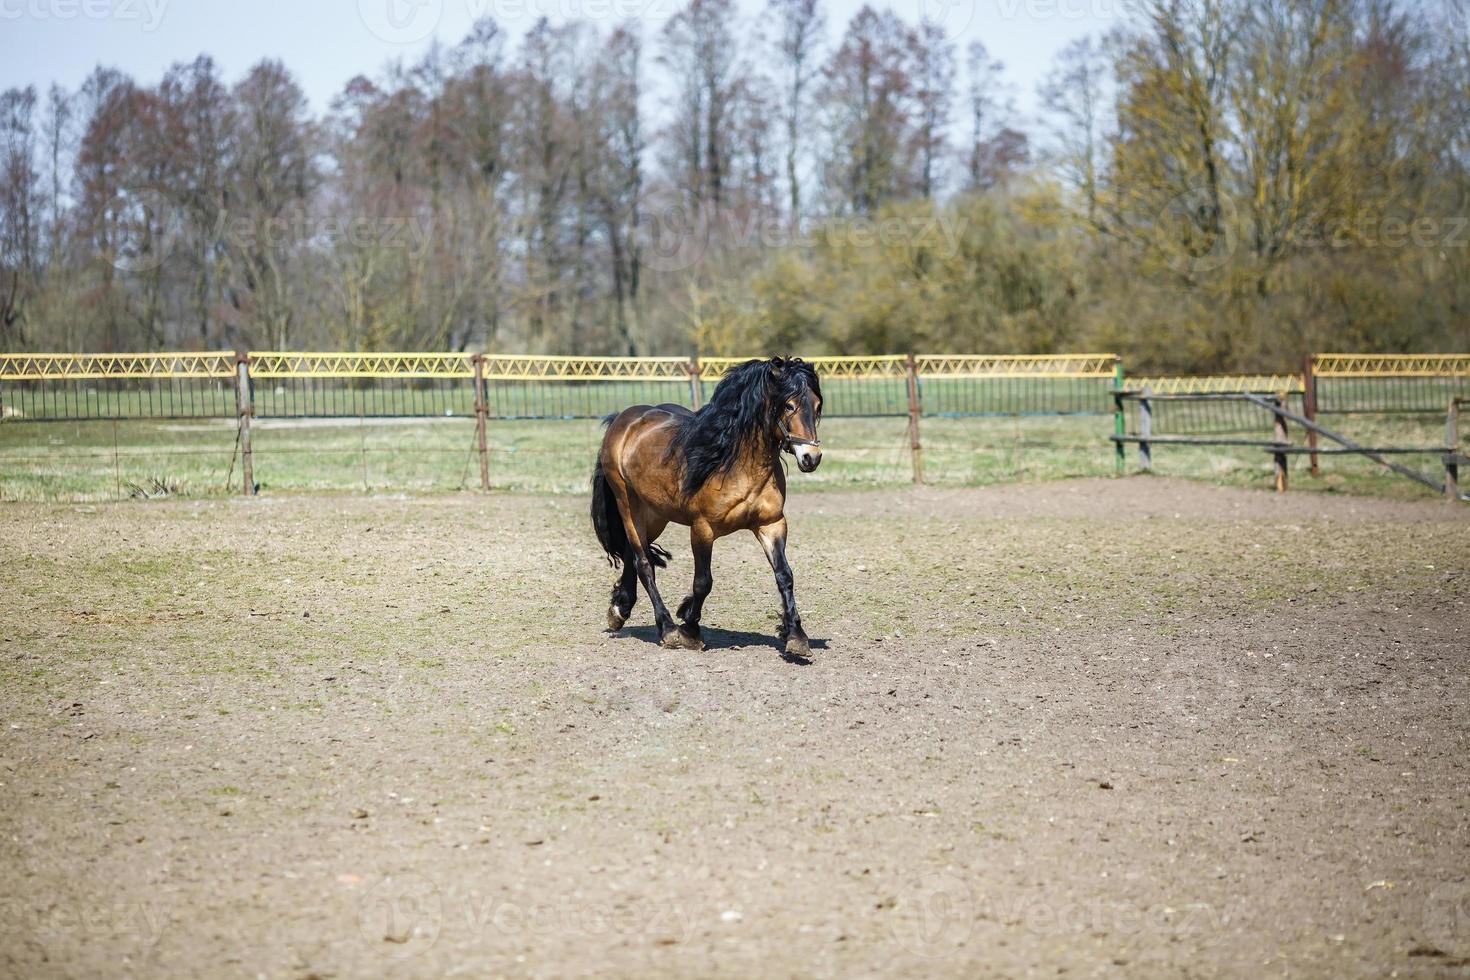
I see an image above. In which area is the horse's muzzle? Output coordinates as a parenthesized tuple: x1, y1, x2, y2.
(794, 445, 822, 472)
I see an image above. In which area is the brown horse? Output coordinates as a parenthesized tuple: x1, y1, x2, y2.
(590, 357, 823, 657)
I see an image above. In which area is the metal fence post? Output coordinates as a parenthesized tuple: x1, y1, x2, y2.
(235, 351, 254, 495)
(1138, 386, 1153, 471)
(1273, 391, 1290, 493)
(1302, 353, 1320, 477)
(1447, 398, 1461, 502)
(472, 354, 490, 492)
(1113, 357, 1126, 474)
(905, 353, 924, 485)
(689, 356, 702, 410)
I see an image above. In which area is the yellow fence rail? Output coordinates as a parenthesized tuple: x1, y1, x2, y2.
(916, 354, 1118, 378)
(1314, 354, 1470, 377)
(698, 355, 907, 381)
(247, 352, 475, 378)
(1128, 374, 1305, 394)
(481, 355, 691, 381)
(698, 354, 1120, 380)
(0, 352, 703, 381)
(0, 351, 236, 380)
(0, 351, 1463, 382)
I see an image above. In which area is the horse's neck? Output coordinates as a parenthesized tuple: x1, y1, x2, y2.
(734, 439, 785, 497)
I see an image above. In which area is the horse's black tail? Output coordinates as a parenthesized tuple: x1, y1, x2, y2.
(591, 456, 669, 569)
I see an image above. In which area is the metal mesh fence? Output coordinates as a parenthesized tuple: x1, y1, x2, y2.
(917, 355, 1117, 418)
(921, 376, 1113, 416)
(1123, 377, 1306, 435)
(699, 355, 910, 417)
(481, 356, 695, 419)
(486, 380, 696, 419)
(0, 377, 237, 420)
(1315, 377, 1470, 414)
(0, 352, 237, 422)
(696, 354, 1119, 418)
(248, 378, 472, 419)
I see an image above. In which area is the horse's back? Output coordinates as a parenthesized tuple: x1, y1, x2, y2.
(600, 404, 689, 516)
(604, 403, 687, 436)
(601, 404, 686, 463)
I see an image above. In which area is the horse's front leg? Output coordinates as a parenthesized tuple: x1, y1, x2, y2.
(675, 524, 714, 651)
(755, 519, 810, 658)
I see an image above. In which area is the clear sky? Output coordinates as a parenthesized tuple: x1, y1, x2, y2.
(0, 0, 1120, 126)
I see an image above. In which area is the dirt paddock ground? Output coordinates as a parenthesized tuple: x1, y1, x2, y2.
(2, 477, 1468, 978)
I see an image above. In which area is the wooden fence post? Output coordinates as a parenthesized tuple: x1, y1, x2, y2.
(905, 353, 924, 485)
(1446, 398, 1461, 503)
(1302, 353, 1320, 477)
(689, 356, 702, 410)
(1113, 357, 1126, 474)
(235, 351, 254, 496)
(1273, 391, 1290, 493)
(1138, 386, 1153, 471)
(472, 354, 490, 492)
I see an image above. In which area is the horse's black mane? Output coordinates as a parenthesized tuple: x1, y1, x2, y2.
(668, 356, 821, 496)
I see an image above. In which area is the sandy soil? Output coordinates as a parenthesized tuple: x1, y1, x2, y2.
(1, 477, 1467, 978)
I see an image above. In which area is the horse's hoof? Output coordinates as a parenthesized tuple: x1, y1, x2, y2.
(606, 605, 628, 632)
(662, 626, 704, 651)
(784, 634, 811, 658)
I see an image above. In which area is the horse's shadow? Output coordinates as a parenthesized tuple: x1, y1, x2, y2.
(613, 625, 828, 664)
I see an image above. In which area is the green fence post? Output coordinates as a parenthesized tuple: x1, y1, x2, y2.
(1302, 353, 1320, 477)
(1113, 356, 1125, 474)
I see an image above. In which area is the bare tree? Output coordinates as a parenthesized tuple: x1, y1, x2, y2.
(595, 25, 646, 354)
(73, 67, 135, 350)
(964, 41, 1027, 190)
(770, 0, 824, 219)
(221, 60, 315, 349)
(659, 0, 741, 208)
(1039, 36, 1109, 223)
(161, 56, 232, 347)
(0, 86, 41, 349)
(818, 6, 918, 214)
(909, 20, 955, 199)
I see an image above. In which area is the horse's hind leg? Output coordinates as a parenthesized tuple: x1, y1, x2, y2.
(607, 555, 638, 631)
(675, 524, 714, 649)
(616, 502, 693, 650)
(635, 518, 702, 650)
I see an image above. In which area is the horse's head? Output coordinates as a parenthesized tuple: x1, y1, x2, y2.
(769, 357, 823, 473)
(669, 356, 824, 495)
